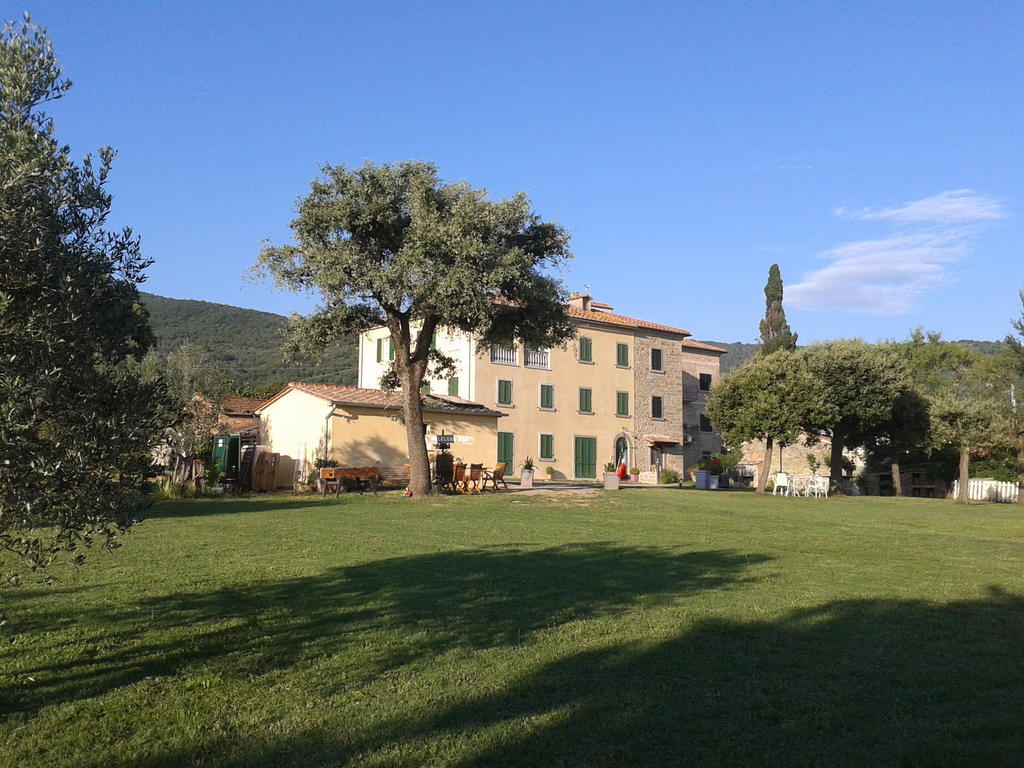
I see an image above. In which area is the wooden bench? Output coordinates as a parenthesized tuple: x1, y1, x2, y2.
(319, 466, 381, 496)
(378, 465, 410, 489)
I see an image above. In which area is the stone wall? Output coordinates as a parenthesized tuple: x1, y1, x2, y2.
(740, 434, 866, 485)
(632, 332, 684, 474)
(681, 348, 723, 469)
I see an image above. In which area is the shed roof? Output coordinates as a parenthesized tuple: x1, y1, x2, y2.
(681, 339, 727, 354)
(256, 382, 504, 418)
(220, 396, 266, 415)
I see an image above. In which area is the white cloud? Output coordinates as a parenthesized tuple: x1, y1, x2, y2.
(787, 232, 963, 315)
(835, 189, 1006, 224)
(788, 190, 1006, 316)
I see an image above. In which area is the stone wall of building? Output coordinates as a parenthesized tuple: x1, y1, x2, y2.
(681, 347, 723, 470)
(632, 332, 684, 474)
(740, 434, 866, 485)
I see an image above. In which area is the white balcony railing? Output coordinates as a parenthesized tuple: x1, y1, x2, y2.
(490, 344, 518, 366)
(524, 348, 550, 369)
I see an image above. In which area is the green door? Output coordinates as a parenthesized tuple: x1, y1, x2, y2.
(497, 432, 514, 466)
(574, 437, 597, 479)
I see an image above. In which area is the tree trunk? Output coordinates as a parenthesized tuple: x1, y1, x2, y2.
(829, 429, 845, 494)
(400, 378, 432, 497)
(755, 437, 773, 495)
(890, 459, 902, 497)
(957, 446, 970, 504)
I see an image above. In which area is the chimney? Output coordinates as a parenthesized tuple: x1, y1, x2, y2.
(569, 292, 592, 311)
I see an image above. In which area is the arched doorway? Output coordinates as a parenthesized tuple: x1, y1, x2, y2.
(614, 436, 629, 469)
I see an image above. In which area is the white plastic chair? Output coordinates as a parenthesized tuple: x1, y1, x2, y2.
(772, 472, 790, 496)
(807, 476, 829, 498)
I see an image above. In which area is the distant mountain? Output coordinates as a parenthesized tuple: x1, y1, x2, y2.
(695, 341, 761, 373)
(697, 339, 1007, 375)
(140, 292, 357, 390)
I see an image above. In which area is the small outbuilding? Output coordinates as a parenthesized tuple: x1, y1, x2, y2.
(255, 382, 504, 488)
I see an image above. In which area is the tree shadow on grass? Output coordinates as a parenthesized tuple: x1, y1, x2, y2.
(135, 589, 1024, 768)
(140, 495, 340, 520)
(3, 544, 770, 719)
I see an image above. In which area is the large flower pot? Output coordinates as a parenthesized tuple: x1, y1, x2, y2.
(604, 472, 620, 490)
(695, 470, 709, 490)
(709, 474, 720, 490)
(520, 469, 534, 489)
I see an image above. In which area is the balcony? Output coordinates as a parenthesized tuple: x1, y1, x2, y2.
(524, 348, 550, 369)
(489, 344, 518, 366)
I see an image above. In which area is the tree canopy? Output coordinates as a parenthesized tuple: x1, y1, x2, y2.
(759, 264, 798, 355)
(0, 15, 165, 582)
(255, 160, 575, 496)
(705, 350, 823, 494)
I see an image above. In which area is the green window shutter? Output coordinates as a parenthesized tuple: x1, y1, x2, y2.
(430, 333, 437, 350)
(616, 343, 629, 367)
(388, 337, 395, 361)
(448, 377, 459, 396)
(616, 392, 629, 416)
(574, 437, 596, 478)
(497, 379, 513, 405)
(579, 337, 592, 362)
(420, 380, 431, 393)
(540, 434, 554, 460)
(540, 384, 554, 409)
(376, 338, 382, 362)
(497, 432, 514, 464)
(579, 387, 592, 413)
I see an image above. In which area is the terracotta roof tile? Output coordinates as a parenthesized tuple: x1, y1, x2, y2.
(220, 396, 266, 415)
(258, 382, 504, 418)
(567, 306, 690, 336)
(681, 339, 727, 354)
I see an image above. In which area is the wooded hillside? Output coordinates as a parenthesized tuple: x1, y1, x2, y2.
(141, 293, 357, 390)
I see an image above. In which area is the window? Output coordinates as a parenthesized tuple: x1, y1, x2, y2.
(388, 337, 395, 361)
(699, 373, 713, 391)
(616, 392, 629, 416)
(579, 336, 593, 362)
(700, 414, 713, 432)
(376, 338, 383, 363)
(616, 343, 629, 367)
(497, 432, 514, 464)
(574, 436, 597, 479)
(651, 396, 663, 419)
(420, 380, 431, 393)
(448, 377, 459, 396)
(540, 383, 554, 410)
(497, 379, 513, 406)
(539, 433, 554, 460)
(651, 348, 663, 371)
(578, 387, 593, 413)
(525, 348, 550, 369)
(490, 344, 518, 365)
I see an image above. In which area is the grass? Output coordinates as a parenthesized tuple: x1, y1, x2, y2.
(2, 489, 1023, 767)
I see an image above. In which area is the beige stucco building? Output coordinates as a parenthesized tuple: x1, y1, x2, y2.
(255, 382, 503, 488)
(357, 295, 724, 481)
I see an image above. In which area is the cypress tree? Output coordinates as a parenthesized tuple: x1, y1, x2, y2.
(759, 264, 798, 355)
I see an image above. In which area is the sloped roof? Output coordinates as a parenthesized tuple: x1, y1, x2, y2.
(220, 396, 266, 415)
(645, 434, 680, 445)
(256, 382, 504, 418)
(567, 306, 690, 337)
(681, 339, 727, 354)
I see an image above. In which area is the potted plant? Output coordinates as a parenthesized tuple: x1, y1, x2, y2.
(694, 457, 714, 490)
(628, 466, 640, 482)
(603, 461, 620, 490)
(545, 465, 555, 482)
(520, 456, 535, 489)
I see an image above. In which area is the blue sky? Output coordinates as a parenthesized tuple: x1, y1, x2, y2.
(28, 0, 1023, 342)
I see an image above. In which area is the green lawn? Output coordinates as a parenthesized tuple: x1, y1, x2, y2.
(2, 490, 1023, 767)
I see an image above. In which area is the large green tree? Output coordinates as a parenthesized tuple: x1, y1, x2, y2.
(1004, 289, 1024, 504)
(799, 341, 910, 492)
(705, 350, 823, 495)
(759, 264, 798, 355)
(255, 161, 575, 497)
(0, 16, 164, 582)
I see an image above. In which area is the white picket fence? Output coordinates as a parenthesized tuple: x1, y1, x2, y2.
(949, 479, 1020, 503)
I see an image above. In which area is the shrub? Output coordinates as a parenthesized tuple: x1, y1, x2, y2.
(660, 469, 680, 485)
